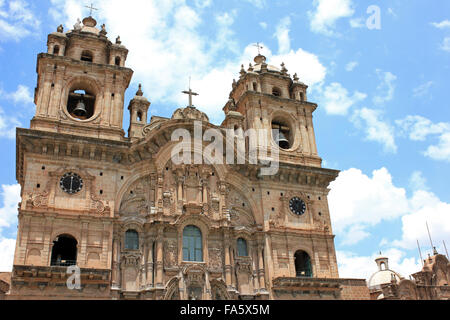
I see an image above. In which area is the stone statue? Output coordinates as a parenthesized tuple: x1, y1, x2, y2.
(100, 24, 107, 36)
(73, 18, 82, 31)
(57, 24, 64, 33)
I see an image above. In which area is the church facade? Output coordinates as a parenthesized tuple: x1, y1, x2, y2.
(8, 16, 369, 300)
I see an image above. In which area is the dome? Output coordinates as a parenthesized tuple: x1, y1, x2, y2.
(172, 106, 209, 122)
(368, 269, 401, 289)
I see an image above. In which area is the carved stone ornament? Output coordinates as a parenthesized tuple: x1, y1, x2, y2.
(208, 247, 223, 271)
(164, 241, 178, 268)
(172, 106, 209, 122)
(27, 190, 50, 209)
(121, 253, 141, 269)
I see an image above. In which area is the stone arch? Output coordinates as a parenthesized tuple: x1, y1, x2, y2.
(116, 174, 154, 217)
(268, 110, 299, 151)
(50, 233, 78, 266)
(294, 250, 313, 277)
(61, 75, 102, 123)
(164, 277, 180, 300)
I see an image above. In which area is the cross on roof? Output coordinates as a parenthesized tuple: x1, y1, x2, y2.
(85, 3, 98, 16)
(182, 78, 199, 108)
(253, 42, 263, 55)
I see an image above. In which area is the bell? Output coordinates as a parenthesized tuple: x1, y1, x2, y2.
(274, 130, 290, 149)
(73, 100, 87, 117)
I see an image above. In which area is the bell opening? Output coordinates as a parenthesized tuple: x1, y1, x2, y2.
(67, 89, 96, 120)
(272, 121, 292, 150)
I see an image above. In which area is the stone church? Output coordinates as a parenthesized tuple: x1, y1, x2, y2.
(8, 15, 369, 300)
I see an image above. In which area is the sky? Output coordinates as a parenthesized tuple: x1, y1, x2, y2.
(0, 0, 449, 283)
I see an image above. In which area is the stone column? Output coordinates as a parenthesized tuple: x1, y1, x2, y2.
(224, 235, 232, 289)
(146, 238, 154, 288)
(258, 245, 266, 291)
(111, 232, 120, 288)
(306, 113, 318, 155)
(155, 227, 164, 288)
(252, 246, 260, 293)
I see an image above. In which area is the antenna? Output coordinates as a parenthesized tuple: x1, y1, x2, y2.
(426, 221, 438, 255)
(417, 239, 424, 266)
(444, 240, 449, 260)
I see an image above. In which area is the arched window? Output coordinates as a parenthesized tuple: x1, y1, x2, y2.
(272, 87, 282, 97)
(125, 230, 139, 250)
(115, 56, 121, 66)
(299, 92, 304, 101)
(253, 82, 257, 91)
(53, 45, 60, 55)
(183, 225, 203, 262)
(137, 111, 143, 122)
(50, 234, 78, 266)
(295, 250, 312, 277)
(81, 50, 93, 62)
(237, 238, 248, 257)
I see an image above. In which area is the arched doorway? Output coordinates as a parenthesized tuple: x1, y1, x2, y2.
(50, 234, 78, 266)
(294, 250, 312, 278)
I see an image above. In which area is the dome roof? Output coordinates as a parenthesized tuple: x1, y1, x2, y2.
(368, 269, 402, 289)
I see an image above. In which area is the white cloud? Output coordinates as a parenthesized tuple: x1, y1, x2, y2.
(309, 0, 355, 36)
(396, 115, 450, 162)
(330, 166, 450, 259)
(393, 189, 450, 251)
(345, 61, 358, 71)
(0, 237, 15, 272)
(0, 107, 20, 139)
(243, 0, 266, 9)
(413, 81, 434, 97)
(349, 17, 364, 29)
(441, 37, 450, 52)
(319, 82, 366, 115)
(274, 16, 291, 54)
(329, 168, 408, 246)
(373, 70, 397, 105)
(0, 0, 40, 41)
(409, 171, 428, 192)
(259, 22, 267, 30)
(8, 85, 33, 105)
(431, 20, 450, 29)
(0, 184, 20, 230)
(351, 108, 397, 153)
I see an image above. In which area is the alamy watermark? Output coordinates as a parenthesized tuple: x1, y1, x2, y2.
(171, 121, 280, 176)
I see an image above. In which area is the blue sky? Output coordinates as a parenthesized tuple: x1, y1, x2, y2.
(0, 0, 449, 281)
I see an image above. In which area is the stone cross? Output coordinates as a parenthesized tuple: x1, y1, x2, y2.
(85, 3, 98, 16)
(182, 78, 199, 108)
(182, 88, 199, 108)
(253, 42, 263, 55)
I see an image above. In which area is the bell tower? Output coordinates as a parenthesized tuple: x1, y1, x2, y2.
(222, 54, 321, 167)
(31, 16, 133, 141)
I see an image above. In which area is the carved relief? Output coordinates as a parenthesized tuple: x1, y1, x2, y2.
(164, 241, 178, 268)
(208, 247, 223, 271)
(119, 176, 153, 216)
(27, 190, 50, 209)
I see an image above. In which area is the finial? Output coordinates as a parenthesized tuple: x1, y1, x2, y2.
(136, 84, 143, 96)
(281, 62, 288, 75)
(57, 24, 64, 33)
(248, 63, 254, 72)
(293, 73, 299, 82)
(232, 79, 237, 89)
(240, 64, 246, 77)
(116, 36, 122, 45)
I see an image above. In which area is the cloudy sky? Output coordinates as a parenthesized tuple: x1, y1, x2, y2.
(0, 0, 449, 282)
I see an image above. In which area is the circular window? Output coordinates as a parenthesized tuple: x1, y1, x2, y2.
(60, 172, 83, 195)
(272, 117, 293, 150)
